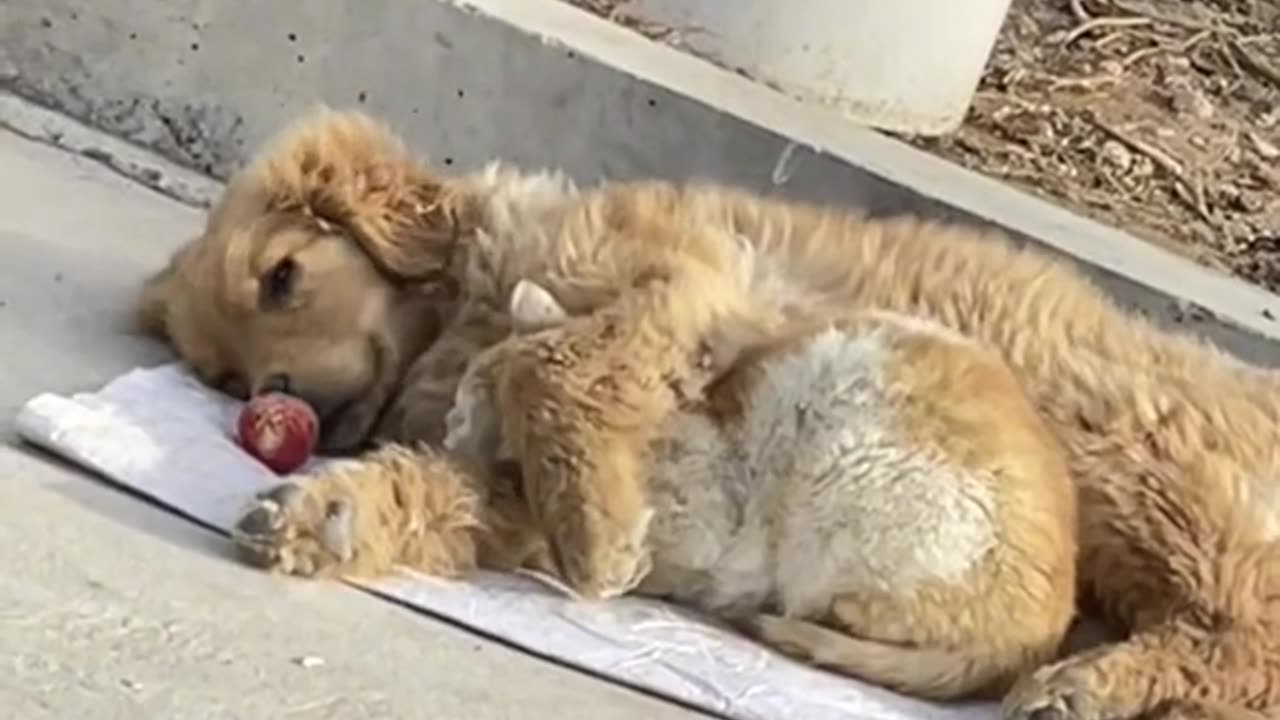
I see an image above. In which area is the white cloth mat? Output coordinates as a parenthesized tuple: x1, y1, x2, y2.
(14, 363, 997, 720)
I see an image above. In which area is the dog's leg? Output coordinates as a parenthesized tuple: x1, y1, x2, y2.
(1137, 700, 1278, 720)
(1002, 437, 1280, 720)
(1002, 616, 1278, 720)
(376, 305, 514, 446)
(229, 444, 494, 580)
(502, 272, 745, 598)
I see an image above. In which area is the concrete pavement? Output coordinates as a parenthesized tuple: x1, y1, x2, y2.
(0, 126, 706, 719)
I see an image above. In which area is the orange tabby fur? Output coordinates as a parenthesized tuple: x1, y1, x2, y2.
(428, 278, 1077, 700)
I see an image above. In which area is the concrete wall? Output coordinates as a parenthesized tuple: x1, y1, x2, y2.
(3, 0, 1279, 366)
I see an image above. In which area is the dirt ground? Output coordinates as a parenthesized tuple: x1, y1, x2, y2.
(567, 0, 1280, 294)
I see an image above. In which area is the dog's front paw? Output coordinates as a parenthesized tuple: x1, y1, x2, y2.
(231, 481, 357, 578)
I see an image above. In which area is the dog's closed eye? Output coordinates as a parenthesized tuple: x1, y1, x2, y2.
(259, 257, 298, 309)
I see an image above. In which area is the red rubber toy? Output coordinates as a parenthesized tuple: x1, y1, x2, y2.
(236, 393, 319, 474)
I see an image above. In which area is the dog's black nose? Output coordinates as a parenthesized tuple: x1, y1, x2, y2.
(255, 373, 292, 396)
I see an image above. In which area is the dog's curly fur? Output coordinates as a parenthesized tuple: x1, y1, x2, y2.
(141, 108, 1280, 720)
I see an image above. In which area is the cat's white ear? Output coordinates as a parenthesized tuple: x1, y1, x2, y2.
(509, 279, 569, 333)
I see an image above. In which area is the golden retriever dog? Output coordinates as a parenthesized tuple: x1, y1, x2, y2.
(431, 276, 1077, 701)
(137, 108, 1280, 720)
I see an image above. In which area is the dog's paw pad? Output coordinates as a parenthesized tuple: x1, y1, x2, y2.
(230, 482, 357, 577)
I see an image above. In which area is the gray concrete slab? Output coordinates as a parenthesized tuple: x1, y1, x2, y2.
(3, 0, 1279, 369)
(0, 127, 707, 719)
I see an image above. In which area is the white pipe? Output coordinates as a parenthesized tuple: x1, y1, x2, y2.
(627, 0, 1013, 135)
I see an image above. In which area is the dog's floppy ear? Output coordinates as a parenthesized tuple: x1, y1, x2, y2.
(133, 241, 195, 339)
(509, 279, 569, 334)
(255, 107, 459, 283)
(135, 268, 173, 339)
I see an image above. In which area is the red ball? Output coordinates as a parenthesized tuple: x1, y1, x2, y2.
(236, 393, 319, 475)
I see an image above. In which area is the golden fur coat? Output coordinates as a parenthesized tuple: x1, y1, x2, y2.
(139, 109, 1280, 720)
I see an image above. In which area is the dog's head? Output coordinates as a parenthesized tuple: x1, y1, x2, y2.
(136, 108, 465, 452)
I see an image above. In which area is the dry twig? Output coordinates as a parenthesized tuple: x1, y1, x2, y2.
(1088, 113, 1218, 229)
(1120, 29, 1211, 69)
(1047, 73, 1122, 91)
(1111, 0, 1213, 32)
(1231, 41, 1280, 90)
(1062, 16, 1153, 47)
(1069, 0, 1091, 23)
